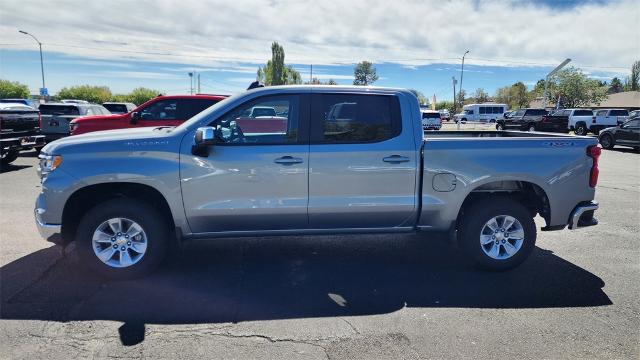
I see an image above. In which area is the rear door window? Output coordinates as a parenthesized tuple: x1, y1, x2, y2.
(184, 99, 219, 118)
(104, 104, 128, 113)
(609, 110, 629, 116)
(526, 109, 547, 116)
(574, 110, 593, 116)
(311, 94, 401, 144)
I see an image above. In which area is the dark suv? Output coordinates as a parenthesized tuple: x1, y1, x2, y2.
(496, 108, 558, 132)
(0, 103, 45, 165)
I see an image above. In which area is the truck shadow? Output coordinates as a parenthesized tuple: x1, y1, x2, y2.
(1, 234, 611, 345)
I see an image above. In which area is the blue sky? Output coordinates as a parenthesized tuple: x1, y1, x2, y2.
(0, 0, 635, 101)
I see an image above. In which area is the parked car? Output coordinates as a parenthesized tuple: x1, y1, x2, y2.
(580, 109, 630, 135)
(0, 98, 37, 108)
(454, 103, 508, 123)
(40, 103, 111, 142)
(438, 109, 450, 121)
(69, 95, 226, 136)
(628, 110, 640, 118)
(495, 108, 550, 131)
(532, 109, 576, 133)
(421, 109, 442, 130)
(563, 109, 595, 134)
(598, 118, 640, 151)
(0, 103, 45, 165)
(102, 102, 137, 114)
(36, 86, 601, 279)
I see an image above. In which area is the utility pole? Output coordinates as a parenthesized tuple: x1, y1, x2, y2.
(542, 58, 571, 110)
(458, 50, 470, 109)
(188, 72, 193, 95)
(18, 30, 46, 98)
(310, 64, 313, 83)
(197, 73, 201, 94)
(452, 76, 458, 129)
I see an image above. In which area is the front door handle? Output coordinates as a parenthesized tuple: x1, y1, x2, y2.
(274, 156, 303, 165)
(383, 155, 410, 163)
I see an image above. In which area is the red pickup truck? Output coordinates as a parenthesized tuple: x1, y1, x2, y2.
(69, 94, 226, 135)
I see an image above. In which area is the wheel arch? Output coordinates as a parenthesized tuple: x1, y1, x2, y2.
(61, 182, 176, 244)
(456, 180, 551, 229)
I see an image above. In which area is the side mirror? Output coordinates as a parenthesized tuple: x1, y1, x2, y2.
(192, 126, 216, 156)
(130, 111, 140, 124)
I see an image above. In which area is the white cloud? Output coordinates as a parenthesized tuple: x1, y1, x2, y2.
(0, 0, 636, 72)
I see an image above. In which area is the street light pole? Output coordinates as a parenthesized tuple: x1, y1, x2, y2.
(18, 30, 46, 96)
(542, 58, 571, 110)
(457, 50, 469, 130)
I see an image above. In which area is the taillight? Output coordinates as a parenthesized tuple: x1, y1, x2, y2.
(592, 116, 596, 124)
(587, 145, 601, 187)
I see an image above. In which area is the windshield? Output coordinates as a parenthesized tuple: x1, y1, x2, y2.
(464, 110, 473, 115)
(103, 104, 129, 114)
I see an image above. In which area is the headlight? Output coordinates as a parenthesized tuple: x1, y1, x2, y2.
(38, 154, 62, 177)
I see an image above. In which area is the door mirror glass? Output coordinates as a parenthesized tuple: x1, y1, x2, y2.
(192, 126, 216, 156)
(130, 111, 140, 124)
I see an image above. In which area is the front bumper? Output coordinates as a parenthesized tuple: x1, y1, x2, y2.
(35, 207, 62, 243)
(568, 201, 599, 230)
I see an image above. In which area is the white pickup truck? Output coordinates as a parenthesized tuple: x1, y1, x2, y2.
(574, 109, 629, 135)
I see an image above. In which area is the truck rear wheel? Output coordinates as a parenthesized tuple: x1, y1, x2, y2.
(575, 123, 587, 136)
(75, 198, 169, 279)
(458, 198, 536, 271)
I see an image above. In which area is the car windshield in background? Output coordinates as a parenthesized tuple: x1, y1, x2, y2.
(574, 110, 593, 116)
(39, 105, 80, 115)
(103, 104, 128, 114)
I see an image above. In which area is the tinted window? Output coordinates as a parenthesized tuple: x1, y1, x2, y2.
(609, 110, 629, 116)
(479, 107, 486, 114)
(186, 99, 219, 117)
(211, 95, 299, 144)
(39, 105, 80, 115)
(574, 110, 593, 116)
(312, 94, 401, 143)
(526, 109, 547, 116)
(623, 119, 639, 128)
(103, 104, 128, 114)
(140, 100, 178, 120)
(514, 110, 525, 117)
(422, 112, 440, 119)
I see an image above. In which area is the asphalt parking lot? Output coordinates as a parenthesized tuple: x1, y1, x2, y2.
(1, 148, 638, 359)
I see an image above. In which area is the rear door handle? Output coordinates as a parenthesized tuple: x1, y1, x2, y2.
(274, 156, 303, 165)
(383, 155, 410, 163)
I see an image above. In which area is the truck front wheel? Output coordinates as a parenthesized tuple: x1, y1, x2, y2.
(458, 198, 536, 271)
(75, 198, 169, 279)
(575, 123, 588, 136)
(1, 150, 19, 166)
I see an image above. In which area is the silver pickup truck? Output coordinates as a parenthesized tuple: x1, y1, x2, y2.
(35, 86, 601, 279)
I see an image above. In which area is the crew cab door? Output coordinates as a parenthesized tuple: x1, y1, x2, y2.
(504, 109, 525, 129)
(307, 93, 418, 229)
(616, 119, 640, 144)
(180, 94, 310, 233)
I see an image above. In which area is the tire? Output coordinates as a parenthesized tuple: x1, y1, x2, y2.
(75, 198, 170, 279)
(1, 150, 19, 166)
(496, 123, 504, 131)
(458, 197, 537, 271)
(527, 124, 536, 132)
(599, 133, 614, 149)
(575, 123, 588, 136)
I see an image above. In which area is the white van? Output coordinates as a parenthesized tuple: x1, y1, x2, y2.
(454, 103, 508, 123)
(421, 110, 442, 131)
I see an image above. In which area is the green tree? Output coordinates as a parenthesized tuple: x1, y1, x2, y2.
(305, 77, 338, 85)
(626, 60, 640, 91)
(510, 82, 529, 108)
(256, 42, 301, 86)
(456, 89, 466, 107)
(58, 85, 112, 104)
(353, 61, 379, 86)
(473, 88, 489, 103)
(547, 67, 607, 108)
(409, 89, 428, 106)
(494, 86, 512, 107)
(0, 79, 30, 98)
(125, 87, 161, 105)
(609, 77, 623, 94)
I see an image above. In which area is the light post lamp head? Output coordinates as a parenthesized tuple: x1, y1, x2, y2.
(18, 30, 28, 34)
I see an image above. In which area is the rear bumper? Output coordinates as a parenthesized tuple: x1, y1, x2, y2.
(1, 135, 45, 152)
(568, 201, 599, 230)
